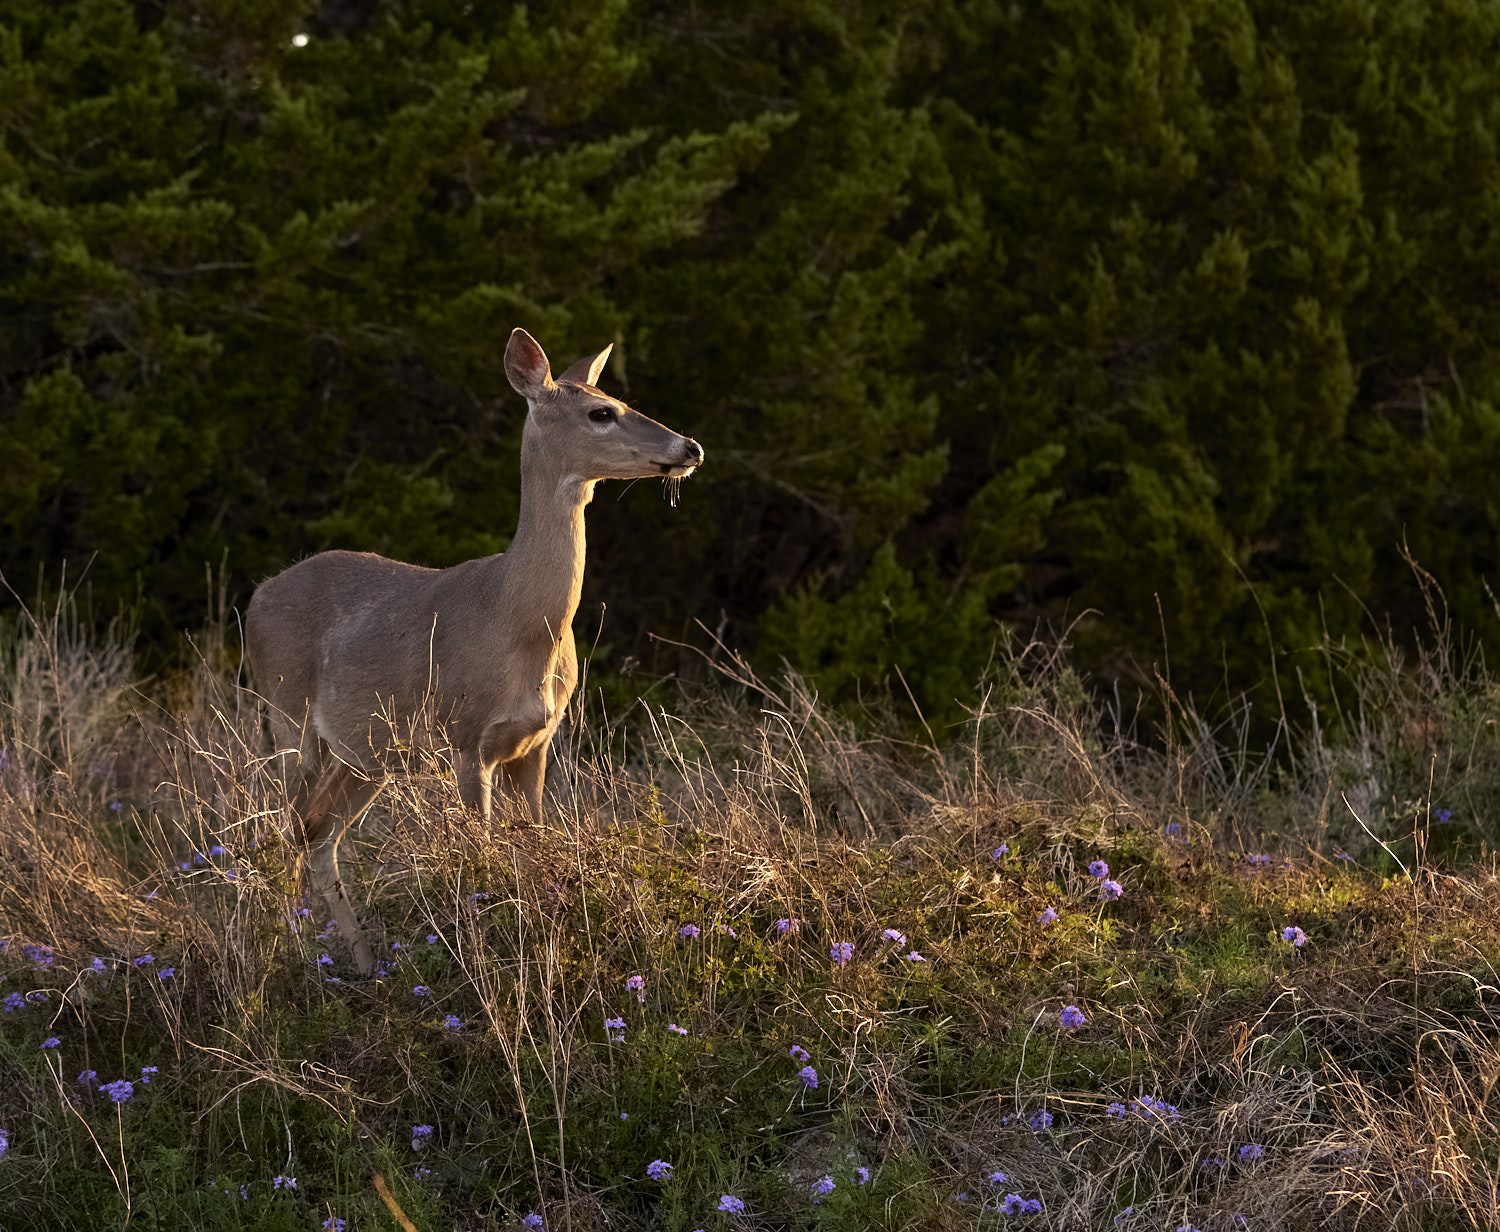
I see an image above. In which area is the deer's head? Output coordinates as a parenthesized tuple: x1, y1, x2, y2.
(505, 327, 704, 483)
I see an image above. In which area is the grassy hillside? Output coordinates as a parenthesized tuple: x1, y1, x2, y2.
(2, 610, 1499, 1231)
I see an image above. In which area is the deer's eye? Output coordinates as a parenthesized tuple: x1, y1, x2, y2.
(588, 406, 615, 424)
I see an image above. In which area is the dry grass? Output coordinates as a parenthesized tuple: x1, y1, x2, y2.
(2, 602, 1500, 1231)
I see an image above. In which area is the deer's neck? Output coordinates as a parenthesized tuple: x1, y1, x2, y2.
(497, 430, 593, 653)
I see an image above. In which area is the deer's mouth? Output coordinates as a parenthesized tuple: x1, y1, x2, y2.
(655, 461, 698, 478)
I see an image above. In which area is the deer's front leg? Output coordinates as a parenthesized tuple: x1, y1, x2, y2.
(498, 743, 547, 824)
(457, 748, 493, 821)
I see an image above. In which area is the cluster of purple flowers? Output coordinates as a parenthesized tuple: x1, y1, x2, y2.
(411, 1124, 434, 1149)
(1002, 1193, 1043, 1216)
(604, 1016, 627, 1043)
(272, 1174, 297, 1192)
(441, 1014, 464, 1031)
(646, 1159, 673, 1181)
(789, 1044, 811, 1063)
(1028, 1108, 1053, 1131)
(717, 1195, 746, 1215)
(667, 1023, 688, 1036)
(22, 943, 55, 969)
(1100, 879, 1124, 901)
(797, 1065, 819, 1090)
(322, 1219, 346, 1232)
(992, 843, 1009, 859)
(2, 992, 26, 1012)
(1037, 906, 1058, 926)
(1246, 853, 1273, 869)
(810, 1174, 835, 1200)
(1281, 925, 1307, 948)
(1237, 1143, 1265, 1163)
(881, 928, 907, 947)
(1088, 859, 1109, 879)
(1060, 1004, 1086, 1029)
(624, 974, 646, 1002)
(774, 917, 799, 934)
(829, 941, 854, 967)
(1108, 1095, 1181, 1123)
(678, 923, 700, 940)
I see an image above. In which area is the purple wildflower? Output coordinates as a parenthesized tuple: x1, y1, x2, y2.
(830, 941, 854, 966)
(39, 1036, 60, 1050)
(717, 1195, 746, 1215)
(1088, 859, 1109, 878)
(132, 954, 154, 966)
(414, 1166, 432, 1181)
(604, 1015, 626, 1043)
(718, 923, 738, 938)
(322, 1220, 346, 1232)
(789, 1044, 811, 1063)
(810, 1174, 835, 1200)
(208, 845, 226, 857)
(1100, 879, 1123, 901)
(1106, 1102, 1128, 1117)
(853, 1166, 870, 1185)
(23, 944, 55, 969)
(89, 957, 106, 972)
(903, 951, 927, 962)
(985, 1170, 1007, 1185)
(678, 923, 700, 939)
(1238, 1143, 1265, 1163)
(1002, 1194, 1043, 1215)
(0, 1128, 7, 1159)
(317, 954, 333, 967)
(1028, 1108, 1053, 1131)
(646, 1159, 673, 1181)
(78, 1069, 98, 1086)
(1060, 1004, 1086, 1029)
(412, 1124, 434, 1149)
(667, 1023, 688, 1035)
(442, 1015, 464, 1031)
(522, 1215, 543, 1230)
(1435, 808, 1453, 823)
(103, 1079, 134, 1103)
(992, 843, 1009, 859)
(140, 1066, 158, 1083)
(1114, 1208, 1135, 1227)
(881, 928, 907, 947)
(426, 933, 439, 944)
(2, 992, 23, 1012)
(625, 974, 646, 1002)
(774, 917, 798, 934)
(157, 967, 175, 980)
(1281, 926, 1307, 948)
(798, 1064, 819, 1089)
(1037, 906, 1058, 926)
(1164, 821, 1182, 838)
(272, 1174, 297, 1191)
(413, 985, 431, 998)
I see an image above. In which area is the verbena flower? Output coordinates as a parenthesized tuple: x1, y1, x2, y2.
(24, 944, 55, 969)
(522, 1214, 543, 1229)
(2, 992, 24, 1012)
(140, 1066, 158, 1083)
(774, 917, 798, 934)
(1088, 859, 1109, 878)
(413, 985, 431, 998)
(157, 967, 175, 980)
(985, 1169, 1007, 1184)
(717, 1195, 746, 1215)
(852, 1166, 870, 1185)
(0, 1128, 8, 1159)
(1002, 1193, 1043, 1215)
(952, 1191, 970, 1203)
(1133, 1095, 1181, 1122)
(1246, 853, 1272, 869)
(667, 1023, 688, 1036)
(797, 1065, 819, 1089)
(103, 1080, 134, 1103)
(322, 1219, 346, 1232)
(646, 1159, 673, 1181)
(1281, 925, 1307, 947)
(903, 951, 927, 962)
(1435, 807, 1453, 823)
(426, 933, 439, 944)
(992, 843, 1009, 859)
(468, 892, 491, 908)
(89, 957, 106, 972)
(441, 1015, 464, 1031)
(78, 1069, 98, 1086)
(678, 923, 700, 939)
(1037, 907, 1058, 926)
(604, 1016, 626, 1043)
(208, 844, 226, 857)
(1100, 879, 1123, 901)
(373, 960, 394, 978)
(272, 1174, 297, 1191)
(1177, 1224, 1202, 1232)
(1028, 1108, 1053, 1131)
(1106, 1101, 1128, 1117)
(830, 941, 854, 966)
(625, 975, 645, 1002)
(1201, 1154, 1224, 1170)
(132, 954, 154, 966)
(1114, 1207, 1135, 1226)
(1060, 1004, 1086, 1029)
(789, 1044, 811, 1063)
(810, 1174, 835, 1199)
(1164, 821, 1182, 838)
(1237, 1143, 1265, 1163)
(39, 1036, 60, 1050)
(881, 928, 907, 947)
(414, 1166, 432, 1181)
(412, 1124, 434, 1149)
(317, 954, 334, 967)
(718, 924, 738, 938)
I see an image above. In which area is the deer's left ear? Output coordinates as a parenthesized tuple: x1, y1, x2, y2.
(558, 343, 613, 388)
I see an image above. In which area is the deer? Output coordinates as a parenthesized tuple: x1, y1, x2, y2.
(244, 328, 704, 974)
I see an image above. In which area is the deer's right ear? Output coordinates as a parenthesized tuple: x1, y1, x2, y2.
(505, 328, 554, 398)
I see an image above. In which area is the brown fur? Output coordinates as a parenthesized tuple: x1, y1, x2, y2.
(244, 328, 702, 972)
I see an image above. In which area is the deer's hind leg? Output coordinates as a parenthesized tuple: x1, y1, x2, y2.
(300, 760, 383, 977)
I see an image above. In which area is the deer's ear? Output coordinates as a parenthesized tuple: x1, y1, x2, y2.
(558, 343, 613, 388)
(505, 328, 554, 398)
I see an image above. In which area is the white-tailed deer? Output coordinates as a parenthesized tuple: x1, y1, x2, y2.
(245, 328, 703, 973)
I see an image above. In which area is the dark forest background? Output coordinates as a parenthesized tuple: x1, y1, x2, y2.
(3, 0, 1499, 730)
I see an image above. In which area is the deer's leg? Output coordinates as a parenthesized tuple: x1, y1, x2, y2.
(300, 762, 382, 977)
(498, 743, 547, 824)
(456, 748, 494, 821)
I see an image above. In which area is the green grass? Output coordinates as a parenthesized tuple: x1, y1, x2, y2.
(3, 618, 1500, 1230)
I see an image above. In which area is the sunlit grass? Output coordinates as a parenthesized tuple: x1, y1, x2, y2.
(2, 607, 1499, 1230)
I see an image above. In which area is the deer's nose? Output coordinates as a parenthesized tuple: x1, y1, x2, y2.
(682, 438, 704, 466)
